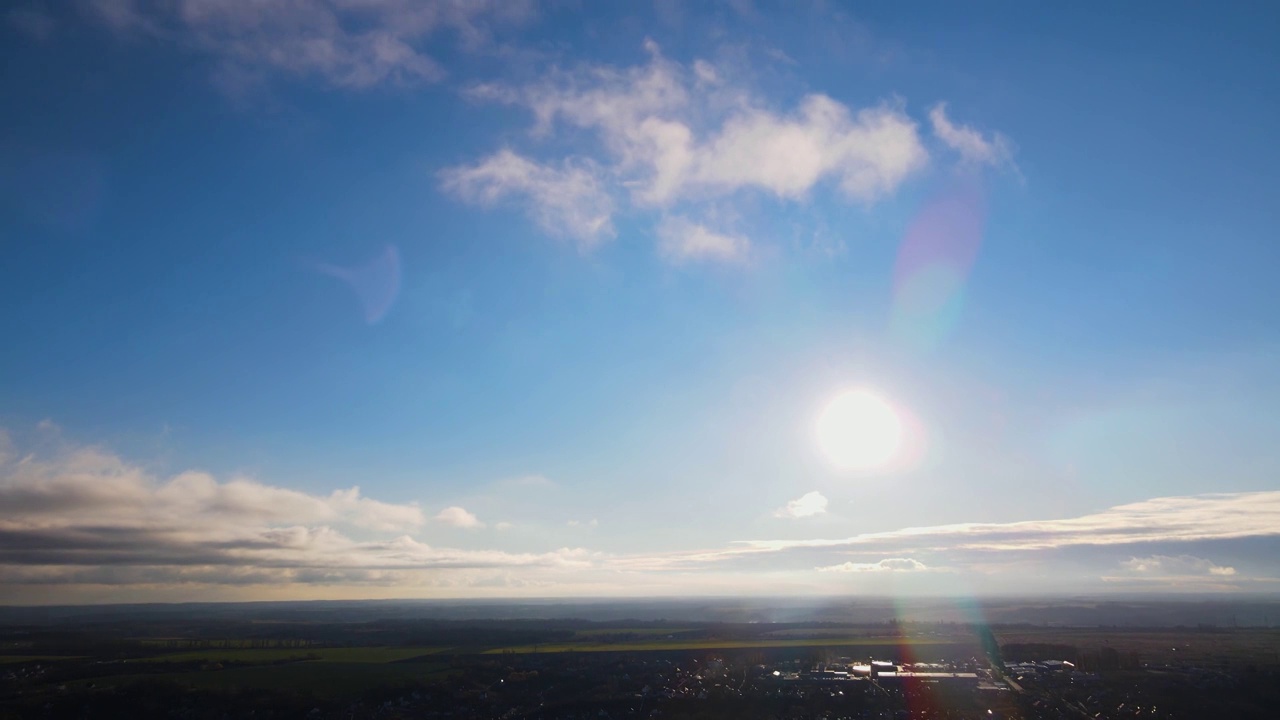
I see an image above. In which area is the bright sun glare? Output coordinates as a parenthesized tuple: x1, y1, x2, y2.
(816, 388, 904, 471)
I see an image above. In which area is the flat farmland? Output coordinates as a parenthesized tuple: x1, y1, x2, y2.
(994, 627, 1280, 665)
(571, 627, 696, 637)
(0, 655, 82, 664)
(484, 636, 979, 656)
(147, 646, 447, 664)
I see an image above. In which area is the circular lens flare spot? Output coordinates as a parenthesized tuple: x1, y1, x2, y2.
(816, 389, 904, 471)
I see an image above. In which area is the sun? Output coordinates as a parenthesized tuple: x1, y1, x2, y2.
(816, 388, 904, 471)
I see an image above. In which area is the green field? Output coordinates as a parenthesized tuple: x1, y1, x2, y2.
(484, 637, 967, 654)
(571, 627, 695, 637)
(148, 646, 446, 664)
(138, 638, 317, 648)
(995, 628, 1280, 666)
(0, 655, 82, 664)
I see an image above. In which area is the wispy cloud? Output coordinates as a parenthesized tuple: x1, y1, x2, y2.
(611, 491, 1280, 582)
(439, 149, 614, 248)
(83, 0, 534, 91)
(929, 103, 1015, 169)
(1099, 554, 1268, 593)
(657, 216, 750, 264)
(503, 474, 556, 489)
(773, 491, 828, 519)
(741, 491, 1280, 555)
(446, 40, 960, 264)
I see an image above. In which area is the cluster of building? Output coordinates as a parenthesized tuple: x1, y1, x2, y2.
(774, 659, 993, 689)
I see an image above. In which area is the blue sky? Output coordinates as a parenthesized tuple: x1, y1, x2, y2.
(1, 0, 1279, 603)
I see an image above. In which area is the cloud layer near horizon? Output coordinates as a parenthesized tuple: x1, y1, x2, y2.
(0, 434, 593, 595)
(615, 491, 1280, 594)
(734, 491, 1280, 554)
(2, 430, 1277, 600)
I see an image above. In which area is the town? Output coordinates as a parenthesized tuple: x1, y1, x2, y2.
(2, 602, 1277, 719)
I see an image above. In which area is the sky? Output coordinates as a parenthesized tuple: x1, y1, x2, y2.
(1, 0, 1279, 604)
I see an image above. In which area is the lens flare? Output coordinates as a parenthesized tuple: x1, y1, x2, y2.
(317, 245, 402, 324)
(892, 184, 986, 350)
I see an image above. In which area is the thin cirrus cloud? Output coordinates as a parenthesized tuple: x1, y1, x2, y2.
(442, 40, 1006, 264)
(656, 216, 750, 265)
(716, 491, 1280, 561)
(605, 491, 1280, 595)
(1099, 555, 1254, 593)
(929, 102, 1015, 169)
(82, 0, 535, 90)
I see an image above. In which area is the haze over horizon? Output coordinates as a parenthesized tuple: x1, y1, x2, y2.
(2, 0, 1279, 604)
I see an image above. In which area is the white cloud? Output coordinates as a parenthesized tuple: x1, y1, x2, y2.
(608, 491, 1280, 583)
(1120, 554, 1236, 577)
(692, 95, 927, 203)
(504, 46, 929, 206)
(3, 429, 1275, 599)
(438, 149, 614, 248)
(0, 433, 622, 597)
(84, 0, 535, 90)
(434, 506, 484, 529)
(929, 102, 1014, 168)
(657, 216, 750, 264)
(817, 558, 928, 573)
(773, 491, 828, 519)
(449, 41, 950, 263)
(567, 518, 599, 528)
(0, 445, 424, 533)
(740, 491, 1280, 555)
